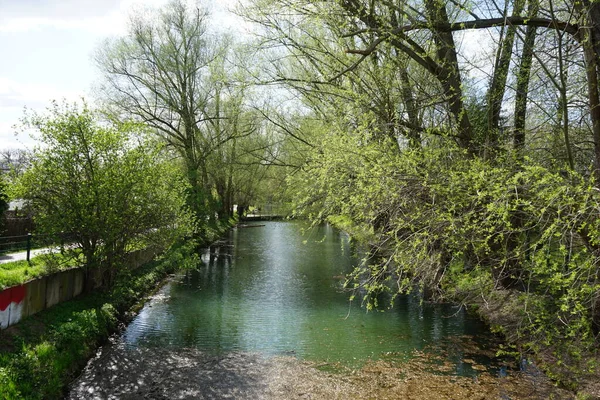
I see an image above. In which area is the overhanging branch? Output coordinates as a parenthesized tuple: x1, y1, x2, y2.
(344, 16, 579, 41)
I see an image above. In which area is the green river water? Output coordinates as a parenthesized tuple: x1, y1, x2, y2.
(122, 221, 498, 376)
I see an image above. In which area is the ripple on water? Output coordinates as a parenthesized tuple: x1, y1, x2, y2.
(122, 221, 503, 375)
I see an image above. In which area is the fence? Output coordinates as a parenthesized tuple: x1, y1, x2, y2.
(0, 232, 76, 261)
(2, 216, 34, 237)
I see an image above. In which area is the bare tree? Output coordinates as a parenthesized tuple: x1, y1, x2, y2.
(96, 0, 240, 224)
(0, 148, 31, 177)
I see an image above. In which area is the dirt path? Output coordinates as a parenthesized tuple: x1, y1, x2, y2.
(67, 340, 572, 400)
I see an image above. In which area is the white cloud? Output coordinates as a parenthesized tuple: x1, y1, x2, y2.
(0, 0, 121, 19)
(0, 0, 171, 36)
(0, 0, 247, 150)
(0, 120, 37, 150)
(0, 77, 82, 110)
(0, 0, 248, 37)
(0, 15, 123, 35)
(0, 77, 84, 149)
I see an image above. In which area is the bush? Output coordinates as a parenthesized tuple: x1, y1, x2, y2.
(291, 137, 600, 385)
(0, 242, 196, 399)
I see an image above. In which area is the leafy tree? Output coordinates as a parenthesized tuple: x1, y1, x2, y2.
(95, 0, 260, 230)
(95, 0, 215, 226)
(237, 0, 600, 386)
(16, 101, 191, 289)
(243, 0, 600, 169)
(0, 149, 31, 181)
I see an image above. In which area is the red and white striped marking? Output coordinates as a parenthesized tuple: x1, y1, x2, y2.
(0, 285, 27, 329)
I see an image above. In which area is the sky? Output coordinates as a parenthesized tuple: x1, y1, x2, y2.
(0, 0, 244, 150)
(0, 0, 490, 151)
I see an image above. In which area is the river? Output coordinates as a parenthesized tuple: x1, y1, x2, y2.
(67, 221, 569, 399)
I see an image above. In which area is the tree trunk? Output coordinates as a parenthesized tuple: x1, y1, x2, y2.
(487, 0, 525, 155)
(513, 19, 538, 153)
(424, 0, 474, 152)
(82, 242, 98, 293)
(584, 1, 600, 63)
(577, 0, 600, 182)
(399, 63, 422, 149)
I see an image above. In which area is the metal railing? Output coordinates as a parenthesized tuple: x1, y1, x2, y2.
(246, 203, 287, 218)
(0, 232, 75, 261)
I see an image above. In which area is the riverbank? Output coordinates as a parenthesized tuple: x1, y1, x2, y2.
(343, 215, 600, 398)
(0, 241, 200, 399)
(68, 343, 572, 399)
(66, 220, 575, 399)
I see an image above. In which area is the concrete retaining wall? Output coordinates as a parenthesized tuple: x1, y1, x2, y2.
(0, 246, 160, 330)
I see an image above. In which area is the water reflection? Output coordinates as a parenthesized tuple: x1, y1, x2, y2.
(122, 221, 495, 373)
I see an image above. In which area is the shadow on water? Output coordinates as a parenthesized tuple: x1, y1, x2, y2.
(66, 222, 577, 400)
(121, 221, 505, 377)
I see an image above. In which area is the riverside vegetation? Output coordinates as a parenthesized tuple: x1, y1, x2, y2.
(0, 241, 204, 399)
(238, 0, 600, 394)
(293, 140, 600, 390)
(1, 0, 600, 397)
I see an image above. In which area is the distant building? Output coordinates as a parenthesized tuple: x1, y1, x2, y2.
(5, 199, 31, 219)
(2, 199, 33, 236)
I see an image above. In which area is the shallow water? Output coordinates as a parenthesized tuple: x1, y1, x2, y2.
(122, 221, 498, 375)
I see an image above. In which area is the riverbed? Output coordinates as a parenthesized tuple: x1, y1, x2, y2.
(67, 221, 571, 399)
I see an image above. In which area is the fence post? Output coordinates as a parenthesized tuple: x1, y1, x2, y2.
(26, 233, 32, 262)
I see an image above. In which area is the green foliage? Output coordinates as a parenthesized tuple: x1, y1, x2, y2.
(0, 242, 195, 399)
(290, 124, 600, 383)
(0, 253, 79, 290)
(96, 1, 267, 230)
(15, 101, 192, 285)
(0, 359, 21, 400)
(0, 305, 119, 399)
(242, 0, 600, 390)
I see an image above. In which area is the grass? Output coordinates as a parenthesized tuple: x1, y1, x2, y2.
(0, 258, 47, 289)
(0, 220, 234, 399)
(0, 228, 200, 290)
(0, 240, 199, 400)
(0, 253, 80, 290)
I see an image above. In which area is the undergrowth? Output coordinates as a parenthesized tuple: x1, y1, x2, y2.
(0, 240, 200, 400)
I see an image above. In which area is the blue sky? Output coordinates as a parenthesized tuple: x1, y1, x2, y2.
(0, 0, 243, 150)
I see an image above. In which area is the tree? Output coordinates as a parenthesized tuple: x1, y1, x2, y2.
(237, 0, 600, 385)
(513, 0, 539, 154)
(95, 0, 256, 230)
(0, 149, 30, 180)
(243, 0, 600, 169)
(17, 101, 190, 289)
